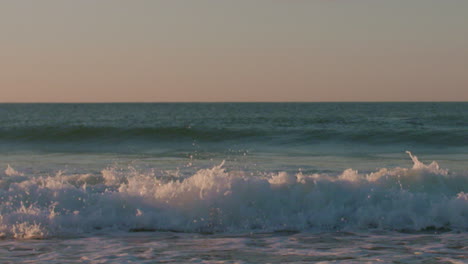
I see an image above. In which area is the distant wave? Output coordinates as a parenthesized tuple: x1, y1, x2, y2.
(0, 152, 466, 239)
(0, 125, 466, 147)
(0, 126, 266, 142)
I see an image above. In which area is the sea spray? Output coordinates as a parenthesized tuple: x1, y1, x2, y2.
(0, 152, 466, 239)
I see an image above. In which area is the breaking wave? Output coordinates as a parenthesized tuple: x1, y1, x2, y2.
(0, 152, 467, 239)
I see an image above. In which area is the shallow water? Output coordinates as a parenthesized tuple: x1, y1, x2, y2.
(1, 231, 466, 263)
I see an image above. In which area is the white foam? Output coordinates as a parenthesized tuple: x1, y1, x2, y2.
(5, 164, 24, 177)
(0, 153, 466, 239)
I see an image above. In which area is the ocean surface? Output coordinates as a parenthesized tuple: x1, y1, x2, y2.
(0, 102, 466, 263)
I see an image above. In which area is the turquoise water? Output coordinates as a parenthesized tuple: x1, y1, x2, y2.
(0, 103, 467, 263)
(1, 103, 467, 151)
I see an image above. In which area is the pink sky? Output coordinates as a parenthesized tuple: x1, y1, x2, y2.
(1, 0, 467, 102)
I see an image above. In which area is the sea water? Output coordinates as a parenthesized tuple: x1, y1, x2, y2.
(0, 103, 466, 263)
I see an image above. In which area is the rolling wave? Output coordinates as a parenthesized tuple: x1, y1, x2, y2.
(0, 125, 466, 147)
(0, 126, 266, 143)
(0, 152, 466, 239)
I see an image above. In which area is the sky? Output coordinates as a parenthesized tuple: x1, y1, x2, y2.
(1, 0, 467, 102)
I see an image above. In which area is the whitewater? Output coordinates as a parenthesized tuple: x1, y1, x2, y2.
(0, 103, 467, 263)
(0, 152, 466, 263)
(0, 151, 466, 239)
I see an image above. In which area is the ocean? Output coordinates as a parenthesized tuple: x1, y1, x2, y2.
(0, 102, 466, 263)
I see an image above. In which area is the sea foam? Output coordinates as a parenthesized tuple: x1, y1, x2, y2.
(0, 153, 466, 239)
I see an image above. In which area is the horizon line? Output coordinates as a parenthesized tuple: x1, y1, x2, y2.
(0, 101, 467, 104)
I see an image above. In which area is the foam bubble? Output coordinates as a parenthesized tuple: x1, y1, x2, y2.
(0, 153, 466, 239)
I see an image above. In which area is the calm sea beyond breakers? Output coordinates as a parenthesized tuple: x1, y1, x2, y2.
(0, 102, 466, 263)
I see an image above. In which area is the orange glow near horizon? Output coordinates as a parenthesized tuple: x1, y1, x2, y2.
(1, 0, 467, 102)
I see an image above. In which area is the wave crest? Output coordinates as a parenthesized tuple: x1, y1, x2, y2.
(0, 153, 467, 239)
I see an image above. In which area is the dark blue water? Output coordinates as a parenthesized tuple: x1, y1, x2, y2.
(1, 102, 467, 153)
(1, 102, 467, 174)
